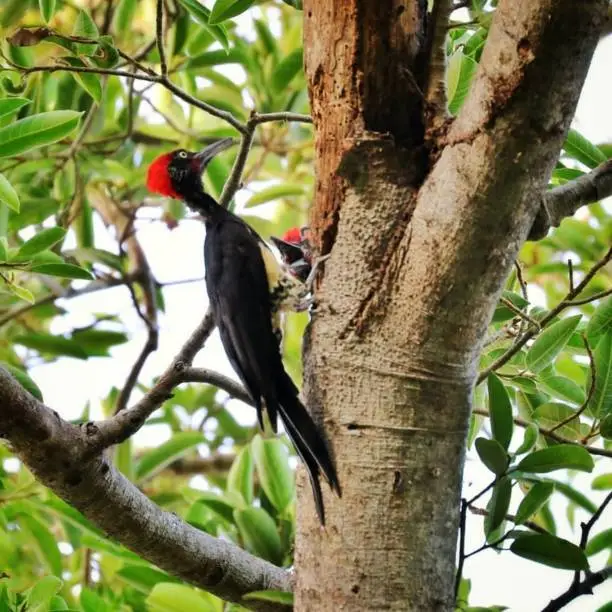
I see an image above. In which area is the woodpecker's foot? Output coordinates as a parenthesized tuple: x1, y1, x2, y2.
(305, 253, 331, 292)
(295, 295, 315, 312)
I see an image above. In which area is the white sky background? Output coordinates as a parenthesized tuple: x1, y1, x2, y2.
(18, 17, 612, 612)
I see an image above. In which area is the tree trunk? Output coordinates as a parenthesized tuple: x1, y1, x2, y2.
(297, 0, 606, 610)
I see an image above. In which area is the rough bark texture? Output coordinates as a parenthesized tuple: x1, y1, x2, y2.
(297, 1, 606, 610)
(0, 368, 291, 612)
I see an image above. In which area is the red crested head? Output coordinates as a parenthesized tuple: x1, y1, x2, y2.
(147, 153, 180, 199)
(282, 227, 303, 245)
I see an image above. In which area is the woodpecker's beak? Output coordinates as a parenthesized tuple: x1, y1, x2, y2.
(194, 138, 234, 171)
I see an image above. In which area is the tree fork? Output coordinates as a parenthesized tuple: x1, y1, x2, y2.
(298, 0, 606, 610)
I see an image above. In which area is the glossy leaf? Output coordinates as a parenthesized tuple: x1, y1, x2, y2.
(592, 474, 612, 490)
(537, 376, 585, 406)
(475, 437, 508, 476)
(14, 333, 89, 359)
(271, 48, 304, 92)
(234, 507, 283, 564)
(0, 111, 82, 158)
(38, 0, 56, 23)
(486, 477, 511, 535)
(227, 445, 254, 504)
(209, 0, 256, 24)
(447, 50, 478, 115)
(0, 172, 19, 212)
(563, 129, 607, 169)
(1, 363, 43, 400)
(510, 534, 589, 570)
(516, 445, 594, 474)
(526, 315, 582, 373)
(585, 528, 612, 556)
(587, 296, 612, 345)
(487, 374, 513, 449)
(63, 58, 103, 103)
(136, 432, 205, 481)
(588, 332, 612, 417)
(31, 262, 94, 280)
(146, 582, 222, 612)
(533, 402, 581, 440)
(20, 514, 62, 576)
(252, 435, 295, 512)
(176, 0, 229, 50)
(514, 482, 554, 525)
(17, 227, 66, 257)
(0, 97, 30, 119)
(112, 0, 138, 37)
(515, 423, 538, 455)
(245, 183, 306, 208)
(27, 576, 63, 609)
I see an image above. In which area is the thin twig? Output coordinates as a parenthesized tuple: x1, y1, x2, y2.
(549, 334, 596, 434)
(514, 260, 528, 301)
(568, 258, 575, 292)
(468, 505, 548, 535)
(219, 118, 256, 207)
(454, 498, 468, 598)
(478, 246, 612, 384)
(568, 287, 612, 306)
(500, 297, 541, 329)
(182, 367, 253, 406)
(472, 408, 612, 458)
(156, 0, 168, 77)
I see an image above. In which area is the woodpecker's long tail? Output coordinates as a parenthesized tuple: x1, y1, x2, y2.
(274, 372, 341, 525)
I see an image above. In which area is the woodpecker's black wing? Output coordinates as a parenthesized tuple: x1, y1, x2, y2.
(204, 215, 340, 523)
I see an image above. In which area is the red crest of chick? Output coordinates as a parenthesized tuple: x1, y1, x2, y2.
(282, 226, 303, 245)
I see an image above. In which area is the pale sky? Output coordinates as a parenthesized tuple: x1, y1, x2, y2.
(16, 23, 612, 612)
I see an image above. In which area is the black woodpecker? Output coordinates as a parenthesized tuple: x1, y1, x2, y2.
(146, 140, 340, 523)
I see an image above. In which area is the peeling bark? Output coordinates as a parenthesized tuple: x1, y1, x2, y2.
(298, 1, 606, 610)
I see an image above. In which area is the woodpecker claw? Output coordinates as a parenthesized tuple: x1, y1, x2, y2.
(305, 253, 331, 293)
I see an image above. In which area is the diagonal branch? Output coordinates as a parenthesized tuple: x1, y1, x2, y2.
(529, 159, 612, 240)
(0, 367, 291, 611)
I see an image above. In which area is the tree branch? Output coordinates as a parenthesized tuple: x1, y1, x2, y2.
(530, 159, 612, 240)
(0, 367, 291, 611)
(86, 311, 216, 453)
(541, 566, 612, 612)
(182, 367, 253, 406)
(156, 0, 168, 77)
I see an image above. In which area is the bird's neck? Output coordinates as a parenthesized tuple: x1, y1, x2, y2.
(183, 191, 227, 223)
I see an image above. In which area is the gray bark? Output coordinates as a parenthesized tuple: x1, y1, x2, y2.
(297, 0, 607, 610)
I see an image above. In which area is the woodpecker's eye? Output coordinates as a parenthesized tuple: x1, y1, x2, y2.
(177, 151, 188, 159)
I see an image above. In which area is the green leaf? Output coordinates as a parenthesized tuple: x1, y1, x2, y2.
(38, 0, 56, 23)
(27, 576, 63, 610)
(245, 184, 306, 208)
(117, 566, 178, 593)
(585, 527, 612, 556)
(486, 477, 511, 535)
(0, 97, 30, 119)
(0, 111, 82, 158)
(487, 374, 513, 449)
(14, 333, 89, 359)
(18, 227, 66, 257)
(281, 0, 303, 8)
(514, 482, 554, 525)
(0, 172, 19, 212)
(146, 583, 221, 612)
(516, 445, 594, 474)
(192, 493, 235, 524)
(243, 591, 293, 605)
(81, 589, 111, 612)
(70, 329, 129, 354)
(209, 0, 255, 24)
(533, 402, 581, 440)
(564, 129, 607, 169)
(63, 58, 103, 103)
(515, 423, 538, 455)
(0, 236, 6, 262)
(177, 0, 229, 50)
(526, 315, 582, 373)
(447, 50, 478, 115)
(588, 332, 612, 417)
(31, 262, 94, 280)
(113, 0, 138, 37)
(592, 474, 612, 490)
(600, 414, 612, 440)
(73, 9, 99, 54)
(136, 432, 205, 481)
(271, 48, 304, 93)
(227, 445, 254, 505)
(234, 507, 282, 564)
(1, 363, 43, 400)
(6, 283, 35, 303)
(510, 534, 589, 570)
(587, 297, 612, 345)
(475, 437, 509, 476)
(20, 514, 62, 576)
(537, 376, 585, 405)
(252, 435, 295, 512)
